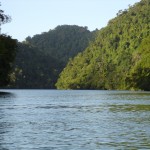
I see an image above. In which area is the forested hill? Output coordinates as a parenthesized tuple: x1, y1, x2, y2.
(56, 0, 150, 91)
(25, 25, 94, 64)
(10, 25, 95, 88)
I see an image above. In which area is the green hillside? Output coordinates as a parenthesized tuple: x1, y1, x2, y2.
(10, 25, 94, 88)
(56, 0, 150, 91)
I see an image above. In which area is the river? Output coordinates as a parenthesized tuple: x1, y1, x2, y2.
(0, 90, 150, 149)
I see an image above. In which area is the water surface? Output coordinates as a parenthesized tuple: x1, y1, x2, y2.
(0, 90, 150, 149)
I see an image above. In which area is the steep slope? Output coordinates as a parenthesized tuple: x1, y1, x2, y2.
(10, 25, 95, 88)
(56, 0, 150, 91)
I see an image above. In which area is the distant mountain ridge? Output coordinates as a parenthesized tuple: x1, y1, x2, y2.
(25, 25, 94, 64)
(56, 0, 150, 91)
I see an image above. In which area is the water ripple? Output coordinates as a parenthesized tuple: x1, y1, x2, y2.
(0, 90, 149, 149)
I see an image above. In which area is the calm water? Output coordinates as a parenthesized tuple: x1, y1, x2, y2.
(0, 90, 150, 150)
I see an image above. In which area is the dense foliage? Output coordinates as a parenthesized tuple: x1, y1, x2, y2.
(10, 25, 94, 88)
(56, 0, 150, 91)
(25, 25, 93, 64)
(0, 4, 17, 87)
(0, 35, 17, 87)
(9, 43, 63, 88)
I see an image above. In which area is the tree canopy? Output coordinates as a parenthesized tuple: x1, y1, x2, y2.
(10, 25, 95, 88)
(0, 3, 17, 87)
(56, 0, 150, 91)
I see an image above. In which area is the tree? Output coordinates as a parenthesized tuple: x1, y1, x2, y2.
(0, 3, 11, 34)
(0, 3, 17, 87)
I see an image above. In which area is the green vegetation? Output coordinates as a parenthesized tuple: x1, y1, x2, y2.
(1, 0, 149, 90)
(56, 0, 150, 91)
(0, 4, 17, 87)
(25, 25, 94, 64)
(10, 43, 63, 88)
(10, 25, 95, 88)
(126, 36, 150, 91)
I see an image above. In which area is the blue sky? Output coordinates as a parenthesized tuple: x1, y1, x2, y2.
(1, 0, 140, 41)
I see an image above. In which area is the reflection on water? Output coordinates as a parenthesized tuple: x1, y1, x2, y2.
(0, 91, 15, 98)
(0, 91, 11, 97)
(0, 90, 150, 150)
(109, 104, 150, 112)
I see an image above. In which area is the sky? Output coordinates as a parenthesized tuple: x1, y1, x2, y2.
(1, 0, 140, 42)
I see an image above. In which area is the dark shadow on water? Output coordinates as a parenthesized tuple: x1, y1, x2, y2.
(0, 92, 15, 98)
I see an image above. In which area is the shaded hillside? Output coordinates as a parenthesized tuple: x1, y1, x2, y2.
(56, 0, 150, 91)
(25, 25, 94, 64)
(9, 43, 63, 88)
(10, 25, 95, 88)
